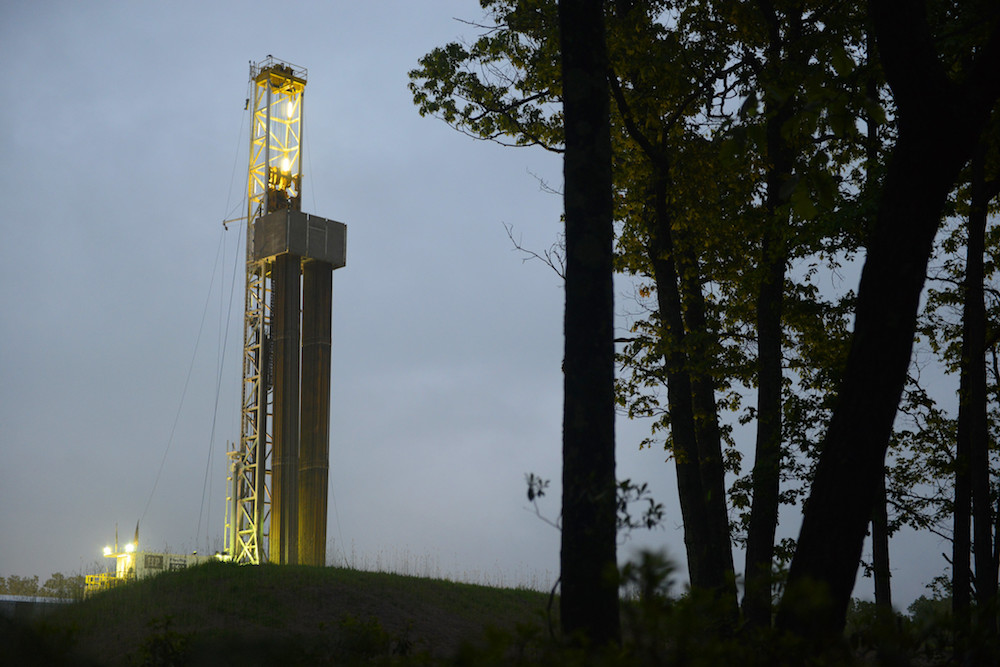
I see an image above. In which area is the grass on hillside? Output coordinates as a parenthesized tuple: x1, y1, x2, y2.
(8, 560, 554, 666)
(9, 557, 991, 666)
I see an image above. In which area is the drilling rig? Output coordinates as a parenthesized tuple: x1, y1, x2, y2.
(224, 56, 347, 566)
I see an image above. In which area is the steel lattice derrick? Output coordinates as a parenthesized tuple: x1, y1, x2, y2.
(227, 260, 271, 564)
(226, 56, 344, 567)
(226, 56, 307, 566)
(229, 259, 273, 564)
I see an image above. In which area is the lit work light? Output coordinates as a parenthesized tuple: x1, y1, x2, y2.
(248, 56, 305, 214)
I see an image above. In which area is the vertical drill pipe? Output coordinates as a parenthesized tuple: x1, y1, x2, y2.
(299, 260, 333, 566)
(271, 253, 301, 564)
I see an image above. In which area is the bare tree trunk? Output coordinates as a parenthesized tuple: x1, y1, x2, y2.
(776, 0, 1000, 644)
(743, 1, 799, 629)
(954, 429, 972, 631)
(558, 0, 620, 647)
(744, 86, 793, 635)
(968, 145, 997, 637)
(864, 24, 893, 618)
(872, 473, 892, 610)
(643, 169, 737, 627)
(676, 239, 738, 624)
(645, 172, 715, 594)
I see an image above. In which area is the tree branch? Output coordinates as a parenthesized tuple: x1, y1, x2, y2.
(504, 222, 566, 279)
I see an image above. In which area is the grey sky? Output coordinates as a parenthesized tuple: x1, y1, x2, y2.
(1, 0, 944, 607)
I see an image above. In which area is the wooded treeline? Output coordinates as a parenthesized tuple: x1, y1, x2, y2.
(410, 0, 1000, 657)
(0, 573, 85, 599)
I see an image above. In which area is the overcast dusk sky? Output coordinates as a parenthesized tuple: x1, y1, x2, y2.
(1, 1, 947, 608)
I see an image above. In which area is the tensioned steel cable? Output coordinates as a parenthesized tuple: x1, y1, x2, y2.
(196, 220, 243, 550)
(196, 96, 252, 550)
(141, 94, 249, 539)
(140, 229, 224, 528)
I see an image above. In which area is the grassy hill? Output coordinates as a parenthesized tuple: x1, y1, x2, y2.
(7, 561, 554, 665)
(10, 561, 964, 665)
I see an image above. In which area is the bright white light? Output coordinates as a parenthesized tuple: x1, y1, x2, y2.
(125, 542, 135, 553)
(281, 157, 291, 172)
(103, 546, 112, 556)
(286, 100, 295, 118)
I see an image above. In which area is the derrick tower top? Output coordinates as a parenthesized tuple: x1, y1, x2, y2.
(249, 56, 307, 218)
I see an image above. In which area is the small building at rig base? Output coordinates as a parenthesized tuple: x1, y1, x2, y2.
(84, 541, 214, 597)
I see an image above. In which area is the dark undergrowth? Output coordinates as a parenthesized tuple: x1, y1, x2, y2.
(4, 558, 998, 665)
